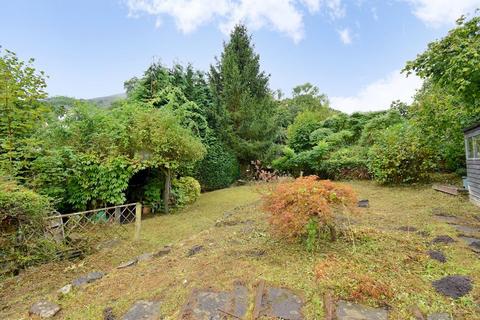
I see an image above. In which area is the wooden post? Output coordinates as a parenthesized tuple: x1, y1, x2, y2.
(163, 168, 171, 214)
(114, 207, 121, 224)
(134, 203, 142, 240)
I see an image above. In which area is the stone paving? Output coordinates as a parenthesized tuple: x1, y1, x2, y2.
(335, 300, 388, 320)
(122, 300, 162, 320)
(29, 300, 61, 318)
(181, 281, 249, 319)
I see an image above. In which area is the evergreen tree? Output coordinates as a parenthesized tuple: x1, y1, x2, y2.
(209, 24, 279, 163)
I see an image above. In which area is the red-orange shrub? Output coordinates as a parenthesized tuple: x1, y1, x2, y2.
(262, 176, 357, 241)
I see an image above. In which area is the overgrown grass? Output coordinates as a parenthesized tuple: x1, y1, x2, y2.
(1, 181, 479, 319)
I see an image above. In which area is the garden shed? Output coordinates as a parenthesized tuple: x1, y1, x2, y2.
(464, 122, 480, 206)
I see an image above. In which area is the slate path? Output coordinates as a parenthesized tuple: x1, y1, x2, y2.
(257, 286, 303, 320)
(181, 281, 303, 320)
(335, 300, 388, 320)
(181, 281, 249, 319)
(122, 300, 162, 320)
(72, 271, 105, 287)
(29, 300, 61, 318)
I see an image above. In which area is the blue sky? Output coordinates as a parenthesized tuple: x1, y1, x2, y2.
(1, 0, 479, 112)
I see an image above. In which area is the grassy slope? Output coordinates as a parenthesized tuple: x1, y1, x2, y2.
(1, 181, 480, 319)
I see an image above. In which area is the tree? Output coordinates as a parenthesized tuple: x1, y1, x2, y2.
(279, 83, 332, 126)
(0, 48, 48, 172)
(131, 108, 205, 213)
(403, 15, 480, 109)
(408, 82, 478, 172)
(368, 123, 437, 184)
(209, 24, 279, 163)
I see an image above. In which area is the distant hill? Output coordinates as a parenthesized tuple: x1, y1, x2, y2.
(87, 93, 126, 108)
(46, 93, 127, 111)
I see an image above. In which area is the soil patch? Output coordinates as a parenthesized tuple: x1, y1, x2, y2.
(432, 275, 473, 298)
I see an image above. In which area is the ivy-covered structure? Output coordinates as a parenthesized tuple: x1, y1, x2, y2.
(464, 122, 480, 206)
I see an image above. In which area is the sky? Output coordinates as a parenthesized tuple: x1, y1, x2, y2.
(1, 0, 479, 113)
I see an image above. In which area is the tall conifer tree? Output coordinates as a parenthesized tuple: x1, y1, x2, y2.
(209, 24, 278, 163)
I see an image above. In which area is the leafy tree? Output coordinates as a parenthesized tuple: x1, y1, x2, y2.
(209, 24, 279, 162)
(131, 108, 205, 213)
(368, 123, 437, 183)
(278, 83, 332, 126)
(359, 110, 404, 146)
(409, 82, 478, 172)
(0, 48, 48, 172)
(403, 15, 480, 109)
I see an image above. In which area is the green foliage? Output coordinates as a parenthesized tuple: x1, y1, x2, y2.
(209, 24, 279, 162)
(0, 48, 48, 172)
(194, 134, 239, 191)
(66, 154, 135, 210)
(272, 142, 329, 175)
(277, 83, 333, 128)
(359, 110, 404, 146)
(142, 175, 163, 207)
(317, 147, 370, 180)
(287, 110, 330, 152)
(172, 176, 201, 207)
(131, 108, 206, 170)
(0, 177, 58, 268)
(309, 128, 334, 145)
(404, 15, 480, 109)
(325, 130, 354, 147)
(0, 177, 51, 224)
(409, 83, 479, 172)
(368, 123, 437, 183)
(305, 218, 319, 252)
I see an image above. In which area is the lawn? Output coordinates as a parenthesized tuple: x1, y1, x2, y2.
(1, 181, 479, 319)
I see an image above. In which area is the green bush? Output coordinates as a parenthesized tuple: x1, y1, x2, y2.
(0, 178, 57, 270)
(172, 176, 201, 207)
(272, 143, 329, 175)
(317, 146, 369, 179)
(325, 130, 354, 147)
(287, 111, 327, 152)
(309, 128, 334, 144)
(142, 175, 163, 209)
(194, 135, 239, 191)
(359, 110, 403, 146)
(367, 124, 437, 183)
(318, 159, 370, 180)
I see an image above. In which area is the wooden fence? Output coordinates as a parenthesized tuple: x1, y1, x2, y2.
(1, 203, 143, 276)
(43, 203, 142, 242)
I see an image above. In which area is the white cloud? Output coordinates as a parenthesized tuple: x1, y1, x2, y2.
(330, 70, 422, 113)
(126, 0, 345, 42)
(371, 7, 378, 21)
(337, 28, 352, 44)
(404, 0, 480, 27)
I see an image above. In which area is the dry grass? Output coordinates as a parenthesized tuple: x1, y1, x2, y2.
(1, 181, 480, 319)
